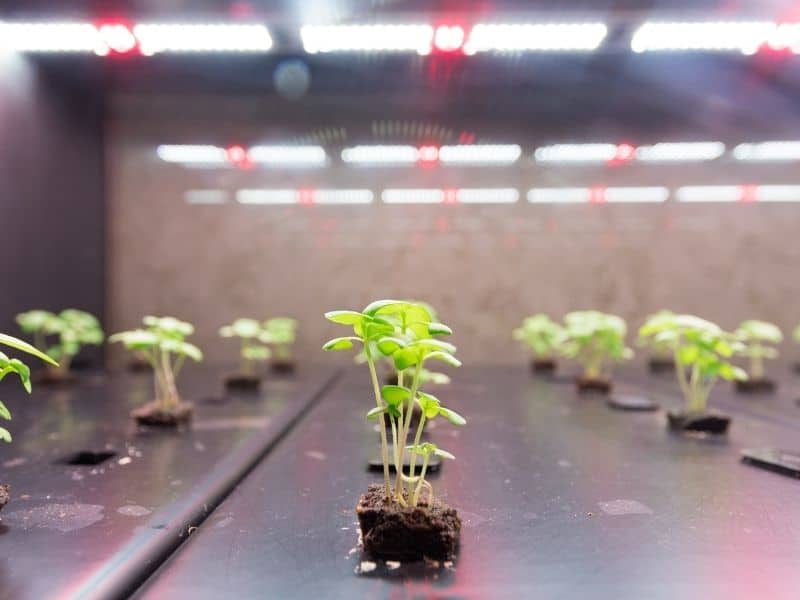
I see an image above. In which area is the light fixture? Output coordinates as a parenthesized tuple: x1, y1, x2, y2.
(635, 142, 725, 162)
(341, 145, 419, 165)
(753, 185, 800, 202)
(157, 145, 228, 164)
(457, 188, 519, 204)
(733, 141, 800, 161)
(604, 187, 669, 202)
(527, 188, 591, 203)
(247, 145, 326, 167)
(433, 25, 465, 53)
(184, 190, 229, 205)
(465, 23, 608, 53)
(0, 22, 101, 52)
(382, 189, 445, 204)
(438, 145, 521, 165)
(134, 23, 272, 54)
(630, 21, 775, 55)
(675, 185, 742, 202)
(534, 144, 619, 163)
(300, 24, 434, 54)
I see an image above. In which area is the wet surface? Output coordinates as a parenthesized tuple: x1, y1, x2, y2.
(137, 365, 800, 600)
(0, 364, 336, 600)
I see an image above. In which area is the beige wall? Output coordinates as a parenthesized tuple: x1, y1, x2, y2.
(107, 95, 800, 365)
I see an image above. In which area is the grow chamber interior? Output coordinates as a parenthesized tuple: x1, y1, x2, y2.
(1, 0, 800, 598)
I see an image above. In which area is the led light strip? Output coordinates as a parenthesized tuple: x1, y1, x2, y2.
(534, 144, 620, 163)
(438, 145, 521, 165)
(733, 141, 800, 161)
(631, 21, 776, 55)
(0, 22, 102, 52)
(635, 142, 725, 162)
(134, 24, 272, 54)
(157, 144, 326, 167)
(184, 190, 229, 204)
(676, 185, 743, 202)
(237, 189, 373, 204)
(341, 145, 419, 165)
(247, 145, 327, 167)
(465, 23, 608, 53)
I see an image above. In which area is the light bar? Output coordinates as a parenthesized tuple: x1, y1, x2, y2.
(134, 24, 272, 54)
(733, 141, 800, 161)
(237, 190, 297, 205)
(341, 145, 418, 165)
(753, 185, 800, 202)
(528, 188, 591, 203)
(457, 188, 519, 204)
(382, 189, 445, 204)
(247, 145, 326, 167)
(236, 189, 372, 205)
(0, 22, 101, 52)
(604, 187, 669, 203)
(534, 144, 619, 163)
(635, 142, 725, 162)
(301, 24, 433, 54)
(313, 189, 374, 204)
(768, 23, 800, 52)
(676, 185, 742, 202)
(157, 145, 228, 164)
(439, 145, 521, 165)
(465, 23, 608, 53)
(631, 22, 775, 54)
(185, 190, 228, 205)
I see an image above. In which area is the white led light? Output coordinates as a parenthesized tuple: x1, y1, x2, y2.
(185, 190, 228, 204)
(0, 22, 101, 52)
(768, 23, 800, 52)
(631, 22, 775, 54)
(237, 189, 298, 205)
(439, 145, 521, 165)
(314, 189, 374, 204)
(247, 145, 326, 167)
(157, 145, 228, 164)
(754, 185, 800, 202)
(604, 187, 669, 203)
(635, 142, 725, 162)
(534, 144, 618, 163)
(301, 24, 433, 54)
(527, 188, 591, 203)
(457, 188, 519, 204)
(676, 185, 742, 202)
(341, 145, 419, 165)
(382, 189, 444, 204)
(134, 24, 273, 54)
(733, 141, 800, 161)
(465, 23, 607, 53)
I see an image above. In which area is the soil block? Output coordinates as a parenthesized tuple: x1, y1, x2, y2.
(607, 394, 659, 412)
(356, 484, 461, 562)
(741, 448, 800, 479)
(271, 360, 296, 375)
(648, 358, 675, 374)
(576, 377, 612, 395)
(224, 374, 262, 392)
(531, 358, 557, 374)
(132, 400, 194, 427)
(735, 378, 776, 394)
(34, 369, 77, 386)
(667, 411, 731, 436)
(0, 484, 9, 512)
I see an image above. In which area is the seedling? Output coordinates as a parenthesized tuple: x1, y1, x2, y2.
(261, 318, 297, 360)
(733, 320, 782, 392)
(324, 300, 465, 560)
(639, 314, 745, 434)
(16, 309, 104, 379)
(638, 310, 677, 372)
(513, 314, 563, 372)
(560, 311, 633, 392)
(219, 318, 271, 375)
(110, 316, 203, 425)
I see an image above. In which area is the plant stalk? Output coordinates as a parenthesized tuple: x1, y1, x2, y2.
(367, 355, 392, 499)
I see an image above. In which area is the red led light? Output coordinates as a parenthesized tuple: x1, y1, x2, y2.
(739, 184, 757, 202)
(607, 143, 635, 166)
(433, 25, 465, 53)
(443, 189, 459, 204)
(418, 145, 439, 163)
(298, 189, 315, 204)
(98, 23, 137, 54)
(225, 145, 254, 169)
(589, 186, 607, 203)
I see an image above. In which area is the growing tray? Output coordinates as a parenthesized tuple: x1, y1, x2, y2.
(135, 366, 800, 598)
(0, 364, 338, 600)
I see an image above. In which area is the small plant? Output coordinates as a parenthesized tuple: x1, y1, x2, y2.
(638, 310, 677, 372)
(560, 311, 632, 392)
(323, 300, 464, 560)
(219, 318, 271, 377)
(639, 314, 745, 434)
(16, 309, 104, 379)
(733, 320, 782, 392)
(513, 314, 563, 372)
(110, 316, 203, 425)
(261, 318, 297, 360)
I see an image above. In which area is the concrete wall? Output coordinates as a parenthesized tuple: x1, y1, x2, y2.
(107, 95, 800, 365)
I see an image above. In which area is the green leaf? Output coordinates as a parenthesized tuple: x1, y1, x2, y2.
(425, 351, 462, 368)
(381, 385, 411, 406)
(0, 400, 11, 421)
(109, 330, 159, 350)
(0, 333, 58, 366)
(366, 406, 387, 420)
(393, 347, 420, 370)
(322, 336, 360, 351)
(376, 337, 406, 356)
(362, 300, 404, 316)
(426, 322, 452, 336)
(416, 391, 441, 418)
(0, 427, 10, 443)
(324, 310, 364, 325)
(434, 448, 456, 460)
(439, 406, 466, 426)
(161, 339, 203, 361)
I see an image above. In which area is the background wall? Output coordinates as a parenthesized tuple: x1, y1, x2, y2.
(0, 56, 105, 345)
(107, 95, 800, 365)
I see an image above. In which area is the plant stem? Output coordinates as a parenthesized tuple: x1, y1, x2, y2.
(674, 345, 692, 411)
(366, 354, 392, 499)
(396, 364, 422, 500)
(407, 414, 427, 507)
(751, 347, 764, 380)
(412, 454, 431, 506)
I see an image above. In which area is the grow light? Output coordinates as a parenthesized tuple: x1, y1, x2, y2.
(604, 187, 669, 203)
(635, 142, 725, 162)
(313, 189, 374, 204)
(0, 22, 101, 52)
(157, 145, 228, 164)
(134, 24, 273, 54)
(464, 23, 608, 53)
(457, 188, 519, 204)
(237, 189, 297, 204)
(438, 145, 521, 165)
(630, 21, 775, 54)
(527, 188, 591, 203)
(753, 185, 800, 202)
(341, 145, 419, 165)
(433, 25, 465, 53)
(675, 185, 742, 202)
(184, 190, 229, 205)
(247, 145, 327, 167)
(382, 189, 445, 204)
(300, 24, 434, 54)
(733, 141, 800, 161)
(534, 144, 619, 163)
(768, 23, 800, 52)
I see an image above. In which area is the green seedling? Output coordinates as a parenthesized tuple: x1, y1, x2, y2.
(640, 314, 746, 413)
(324, 300, 464, 507)
(0, 333, 57, 442)
(219, 318, 270, 375)
(637, 310, 676, 361)
(560, 311, 633, 380)
(734, 320, 782, 380)
(110, 316, 203, 412)
(261, 318, 298, 361)
(16, 309, 104, 376)
(513, 314, 563, 360)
